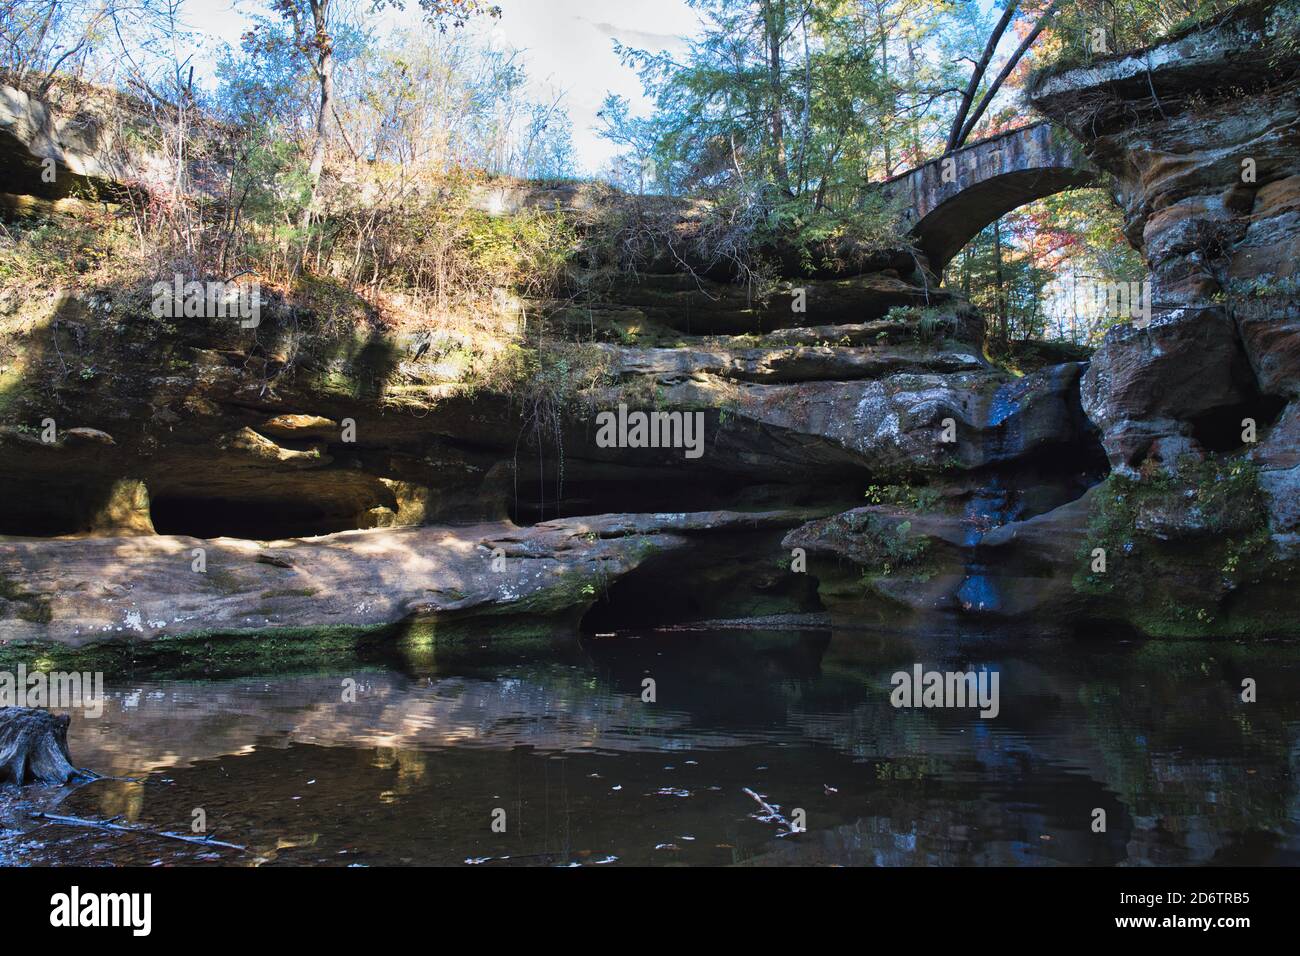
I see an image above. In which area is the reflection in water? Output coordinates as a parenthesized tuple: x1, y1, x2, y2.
(2, 627, 1298, 866)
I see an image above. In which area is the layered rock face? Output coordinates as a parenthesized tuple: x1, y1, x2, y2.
(1031, 2, 1300, 500)
(0, 256, 1103, 650)
(0, 510, 816, 650)
(0, 69, 1107, 650)
(3, 5, 1299, 654)
(775, 2, 1300, 639)
(1003, 0, 1300, 633)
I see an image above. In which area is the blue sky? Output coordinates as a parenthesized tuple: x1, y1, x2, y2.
(183, 0, 699, 174)
(180, 0, 1007, 175)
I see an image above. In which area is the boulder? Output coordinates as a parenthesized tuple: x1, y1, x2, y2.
(0, 509, 814, 647)
(1080, 308, 1253, 473)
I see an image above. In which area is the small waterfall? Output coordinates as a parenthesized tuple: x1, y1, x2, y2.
(956, 479, 1014, 612)
(956, 381, 1022, 614)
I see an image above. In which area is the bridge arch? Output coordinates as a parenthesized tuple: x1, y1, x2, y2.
(884, 121, 1098, 276)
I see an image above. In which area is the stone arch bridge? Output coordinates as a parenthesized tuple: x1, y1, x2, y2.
(882, 121, 1098, 275)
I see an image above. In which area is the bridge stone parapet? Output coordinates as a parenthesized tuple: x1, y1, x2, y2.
(883, 121, 1097, 275)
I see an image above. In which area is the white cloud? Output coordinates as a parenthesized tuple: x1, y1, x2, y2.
(484, 0, 696, 173)
(181, 0, 695, 174)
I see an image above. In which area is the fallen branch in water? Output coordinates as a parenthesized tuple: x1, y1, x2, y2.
(30, 812, 249, 853)
(742, 787, 792, 831)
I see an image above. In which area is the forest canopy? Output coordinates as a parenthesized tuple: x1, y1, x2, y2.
(0, 0, 1239, 345)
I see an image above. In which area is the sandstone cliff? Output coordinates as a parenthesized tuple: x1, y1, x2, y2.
(1, 3, 1297, 660)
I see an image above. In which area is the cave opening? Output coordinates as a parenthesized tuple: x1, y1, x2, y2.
(1190, 393, 1287, 453)
(580, 570, 707, 633)
(149, 496, 358, 540)
(579, 529, 823, 633)
(0, 498, 85, 536)
(0, 480, 127, 536)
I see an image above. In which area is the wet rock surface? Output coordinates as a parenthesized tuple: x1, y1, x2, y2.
(1, 7, 1298, 651)
(0, 510, 821, 647)
(1031, 1, 1300, 515)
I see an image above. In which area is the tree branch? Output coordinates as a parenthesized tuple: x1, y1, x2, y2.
(957, 0, 1060, 146)
(946, 0, 1019, 154)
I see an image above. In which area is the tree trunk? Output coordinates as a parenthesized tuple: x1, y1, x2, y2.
(764, 0, 791, 195)
(875, 2, 894, 176)
(797, 10, 812, 193)
(956, 0, 1061, 146)
(299, 0, 335, 246)
(0, 707, 84, 785)
(906, 38, 922, 163)
(22, 2, 57, 86)
(993, 217, 1008, 345)
(946, 0, 1019, 153)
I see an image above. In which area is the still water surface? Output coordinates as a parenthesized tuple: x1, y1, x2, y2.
(3, 627, 1298, 866)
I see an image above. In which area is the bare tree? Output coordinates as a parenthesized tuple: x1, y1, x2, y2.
(0, 0, 114, 93)
(954, 0, 1061, 146)
(945, 0, 1019, 153)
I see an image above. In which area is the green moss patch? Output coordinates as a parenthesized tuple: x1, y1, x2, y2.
(1075, 455, 1297, 638)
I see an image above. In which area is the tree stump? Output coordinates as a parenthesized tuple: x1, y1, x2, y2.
(0, 707, 84, 785)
